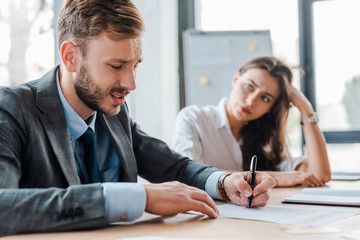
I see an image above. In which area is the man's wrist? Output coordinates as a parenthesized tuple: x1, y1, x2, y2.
(102, 182, 146, 223)
(204, 171, 224, 200)
(216, 173, 231, 201)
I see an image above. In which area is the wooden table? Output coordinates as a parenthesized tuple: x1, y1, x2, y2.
(3, 180, 360, 240)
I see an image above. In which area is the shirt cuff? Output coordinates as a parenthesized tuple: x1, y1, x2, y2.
(102, 182, 146, 223)
(204, 170, 225, 200)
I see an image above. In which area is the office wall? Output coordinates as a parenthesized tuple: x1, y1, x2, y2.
(128, 0, 179, 145)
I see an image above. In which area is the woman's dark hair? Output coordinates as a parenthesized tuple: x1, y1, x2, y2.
(239, 56, 293, 171)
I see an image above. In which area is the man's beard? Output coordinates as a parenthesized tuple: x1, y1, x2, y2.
(74, 61, 129, 115)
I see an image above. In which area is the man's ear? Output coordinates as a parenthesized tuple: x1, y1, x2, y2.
(60, 41, 78, 73)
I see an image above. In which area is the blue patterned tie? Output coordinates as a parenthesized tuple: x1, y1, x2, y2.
(79, 128, 101, 183)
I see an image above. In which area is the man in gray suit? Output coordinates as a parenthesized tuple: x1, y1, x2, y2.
(0, 0, 276, 236)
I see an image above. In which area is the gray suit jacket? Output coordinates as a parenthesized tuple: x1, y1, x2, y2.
(0, 66, 218, 236)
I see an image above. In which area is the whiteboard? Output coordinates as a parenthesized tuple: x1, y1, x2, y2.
(183, 29, 272, 106)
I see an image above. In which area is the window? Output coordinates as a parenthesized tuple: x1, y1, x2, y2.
(0, 0, 54, 86)
(302, 0, 360, 172)
(312, 0, 360, 132)
(196, 0, 299, 66)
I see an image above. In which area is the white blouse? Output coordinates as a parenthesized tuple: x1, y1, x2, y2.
(172, 97, 304, 171)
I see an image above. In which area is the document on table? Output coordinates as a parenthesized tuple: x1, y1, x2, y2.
(342, 229, 360, 240)
(119, 238, 235, 240)
(282, 188, 360, 207)
(331, 172, 360, 181)
(119, 238, 332, 240)
(216, 204, 360, 227)
(119, 238, 206, 240)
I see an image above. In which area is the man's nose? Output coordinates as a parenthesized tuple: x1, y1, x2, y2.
(119, 69, 136, 91)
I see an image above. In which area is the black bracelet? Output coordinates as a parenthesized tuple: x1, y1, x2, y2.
(217, 173, 231, 201)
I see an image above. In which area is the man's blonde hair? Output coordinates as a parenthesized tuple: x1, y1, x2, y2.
(57, 0, 145, 52)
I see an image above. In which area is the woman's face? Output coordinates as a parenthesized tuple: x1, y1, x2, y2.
(226, 68, 281, 123)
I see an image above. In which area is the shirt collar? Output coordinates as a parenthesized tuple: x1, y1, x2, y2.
(215, 97, 230, 129)
(56, 69, 97, 141)
(217, 97, 243, 144)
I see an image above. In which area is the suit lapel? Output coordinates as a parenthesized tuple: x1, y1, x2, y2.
(35, 66, 80, 185)
(98, 114, 137, 182)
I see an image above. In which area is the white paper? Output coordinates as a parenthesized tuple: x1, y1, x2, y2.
(301, 188, 360, 197)
(331, 172, 360, 181)
(119, 237, 331, 240)
(118, 238, 314, 240)
(119, 237, 234, 240)
(120, 238, 204, 240)
(282, 188, 360, 207)
(216, 204, 360, 227)
(342, 229, 360, 240)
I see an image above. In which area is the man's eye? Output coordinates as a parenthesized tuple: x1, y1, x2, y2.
(110, 65, 122, 70)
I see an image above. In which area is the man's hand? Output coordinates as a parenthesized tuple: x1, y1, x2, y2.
(224, 172, 276, 208)
(143, 181, 218, 218)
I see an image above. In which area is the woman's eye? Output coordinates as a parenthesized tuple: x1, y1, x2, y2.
(262, 96, 270, 103)
(245, 83, 253, 90)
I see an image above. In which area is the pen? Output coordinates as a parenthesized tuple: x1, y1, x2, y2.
(248, 155, 257, 208)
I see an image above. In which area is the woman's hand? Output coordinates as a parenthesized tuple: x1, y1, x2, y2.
(267, 171, 324, 187)
(288, 85, 314, 117)
(288, 85, 331, 184)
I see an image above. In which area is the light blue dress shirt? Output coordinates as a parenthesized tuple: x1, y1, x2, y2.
(55, 70, 223, 223)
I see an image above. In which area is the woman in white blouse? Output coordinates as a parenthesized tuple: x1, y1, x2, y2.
(172, 56, 331, 187)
